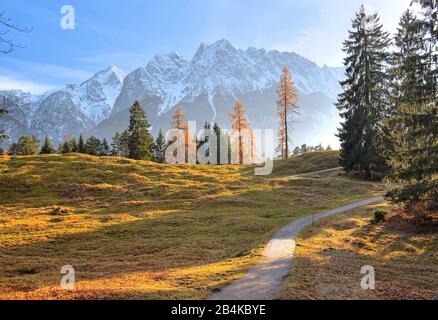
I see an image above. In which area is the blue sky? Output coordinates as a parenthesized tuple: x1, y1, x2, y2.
(0, 0, 411, 94)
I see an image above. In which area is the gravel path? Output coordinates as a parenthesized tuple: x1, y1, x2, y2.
(209, 196, 384, 300)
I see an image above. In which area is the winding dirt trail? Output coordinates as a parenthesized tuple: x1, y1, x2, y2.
(209, 196, 384, 300)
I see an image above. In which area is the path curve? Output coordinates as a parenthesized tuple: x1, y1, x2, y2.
(209, 196, 384, 300)
(283, 167, 343, 179)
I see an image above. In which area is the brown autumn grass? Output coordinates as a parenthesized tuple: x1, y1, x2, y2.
(0, 151, 385, 299)
(270, 150, 340, 177)
(278, 203, 438, 300)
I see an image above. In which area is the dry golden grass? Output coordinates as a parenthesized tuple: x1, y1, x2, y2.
(270, 150, 340, 177)
(278, 203, 438, 300)
(0, 152, 385, 300)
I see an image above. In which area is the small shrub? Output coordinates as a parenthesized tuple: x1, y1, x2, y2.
(372, 210, 387, 224)
(50, 207, 70, 216)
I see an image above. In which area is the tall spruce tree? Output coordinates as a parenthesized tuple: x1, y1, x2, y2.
(84, 136, 102, 156)
(40, 136, 55, 154)
(197, 122, 211, 156)
(386, 5, 437, 211)
(60, 141, 72, 154)
(70, 138, 78, 153)
(152, 130, 166, 163)
(120, 130, 130, 157)
(213, 123, 222, 164)
(78, 134, 85, 153)
(337, 6, 391, 179)
(101, 138, 110, 156)
(111, 132, 122, 157)
(127, 101, 153, 161)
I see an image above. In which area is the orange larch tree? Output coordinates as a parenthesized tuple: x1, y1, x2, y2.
(229, 100, 254, 164)
(276, 67, 298, 159)
(172, 106, 190, 162)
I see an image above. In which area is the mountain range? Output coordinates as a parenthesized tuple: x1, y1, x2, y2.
(0, 39, 344, 149)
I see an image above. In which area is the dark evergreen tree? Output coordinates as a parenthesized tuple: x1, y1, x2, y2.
(213, 123, 222, 164)
(120, 130, 130, 157)
(127, 101, 153, 160)
(292, 147, 300, 156)
(101, 138, 110, 156)
(84, 136, 102, 156)
(196, 122, 212, 162)
(8, 142, 20, 155)
(337, 6, 391, 179)
(152, 130, 166, 163)
(78, 133, 85, 153)
(70, 138, 78, 153)
(111, 132, 122, 157)
(60, 141, 72, 154)
(386, 7, 437, 211)
(40, 136, 55, 154)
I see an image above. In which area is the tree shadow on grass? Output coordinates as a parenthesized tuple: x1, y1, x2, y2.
(284, 210, 438, 300)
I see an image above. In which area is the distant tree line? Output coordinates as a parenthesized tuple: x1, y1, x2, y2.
(292, 144, 332, 157)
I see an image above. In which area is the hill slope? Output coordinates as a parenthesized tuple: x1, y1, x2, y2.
(0, 152, 384, 299)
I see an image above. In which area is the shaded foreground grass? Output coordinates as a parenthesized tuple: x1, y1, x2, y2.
(0, 152, 385, 299)
(278, 203, 438, 300)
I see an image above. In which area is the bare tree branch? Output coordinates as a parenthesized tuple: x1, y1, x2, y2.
(0, 11, 32, 54)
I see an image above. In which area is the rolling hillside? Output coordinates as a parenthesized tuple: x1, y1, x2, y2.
(0, 152, 385, 299)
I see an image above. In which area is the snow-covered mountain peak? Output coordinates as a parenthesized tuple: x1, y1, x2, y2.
(146, 52, 189, 76)
(26, 65, 129, 129)
(82, 65, 127, 87)
(192, 39, 239, 64)
(211, 39, 236, 50)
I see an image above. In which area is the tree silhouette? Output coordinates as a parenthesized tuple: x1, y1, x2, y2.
(0, 11, 32, 54)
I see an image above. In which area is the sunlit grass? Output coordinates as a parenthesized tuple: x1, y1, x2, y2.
(278, 203, 438, 300)
(0, 152, 386, 299)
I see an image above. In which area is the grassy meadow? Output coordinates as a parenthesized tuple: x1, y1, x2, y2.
(0, 151, 386, 299)
(279, 203, 438, 300)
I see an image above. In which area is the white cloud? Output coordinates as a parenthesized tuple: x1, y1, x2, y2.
(272, 0, 412, 66)
(1, 57, 94, 82)
(72, 52, 147, 71)
(0, 74, 56, 94)
(0, 59, 94, 94)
